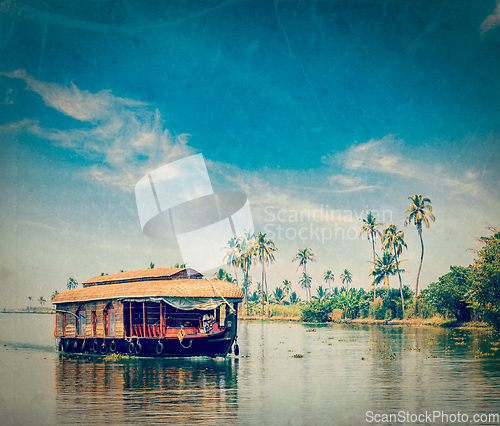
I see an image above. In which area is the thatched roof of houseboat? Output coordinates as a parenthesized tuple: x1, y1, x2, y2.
(82, 268, 202, 287)
(53, 278, 243, 304)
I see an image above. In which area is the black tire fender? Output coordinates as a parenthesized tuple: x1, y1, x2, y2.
(135, 343, 142, 355)
(156, 342, 164, 355)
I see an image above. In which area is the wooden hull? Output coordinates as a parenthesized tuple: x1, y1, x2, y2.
(57, 326, 237, 358)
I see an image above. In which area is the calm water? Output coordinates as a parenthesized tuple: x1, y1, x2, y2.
(1, 314, 499, 425)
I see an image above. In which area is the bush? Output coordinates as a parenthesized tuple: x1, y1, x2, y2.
(301, 300, 331, 322)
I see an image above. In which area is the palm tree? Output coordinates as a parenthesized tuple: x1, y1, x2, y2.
(148, 262, 155, 269)
(313, 285, 330, 300)
(255, 232, 277, 317)
(289, 292, 301, 304)
(213, 268, 235, 283)
(359, 212, 384, 299)
(282, 279, 292, 296)
(237, 230, 256, 306)
(298, 272, 312, 300)
(324, 270, 335, 292)
(67, 277, 79, 290)
(382, 223, 408, 314)
(404, 194, 435, 297)
(223, 237, 240, 285)
(292, 248, 316, 301)
(174, 263, 186, 268)
(368, 250, 407, 294)
(27, 296, 32, 310)
(272, 287, 286, 304)
(51, 290, 59, 302)
(38, 296, 46, 308)
(340, 269, 353, 291)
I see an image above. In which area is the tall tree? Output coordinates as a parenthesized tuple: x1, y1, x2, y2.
(299, 272, 312, 300)
(38, 296, 46, 307)
(67, 277, 79, 290)
(404, 194, 435, 297)
(340, 269, 353, 291)
(382, 223, 408, 314)
(223, 237, 240, 285)
(148, 262, 155, 269)
(359, 212, 384, 299)
(237, 230, 256, 306)
(324, 270, 335, 292)
(51, 290, 59, 302)
(28, 296, 32, 310)
(292, 248, 316, 301)
(369, 250, 407, 293)
(255, 231, 277, 317)
(282, 279, 292, 296)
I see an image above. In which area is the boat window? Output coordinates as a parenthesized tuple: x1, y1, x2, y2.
(105, 303, 115, 336)
(76, 306, 86, 337)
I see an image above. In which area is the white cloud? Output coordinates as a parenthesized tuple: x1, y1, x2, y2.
(1, 69, 195, 188)
(325, 135, 485, 198)
(481, 0, 500, 36)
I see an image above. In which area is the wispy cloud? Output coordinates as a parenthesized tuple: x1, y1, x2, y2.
(1, 69, 195, 188)
(480, 0, 500, 36)
(323, 135, 486, 197)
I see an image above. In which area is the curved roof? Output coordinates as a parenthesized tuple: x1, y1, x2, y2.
(53, 278, 243, 304)
(82, 268, 201, 286)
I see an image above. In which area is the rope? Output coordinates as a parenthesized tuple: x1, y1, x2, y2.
(193, 269, 236, 314)
(177, 329, 192, 348)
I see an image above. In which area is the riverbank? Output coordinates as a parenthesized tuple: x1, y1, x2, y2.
(1, 309, 55, 314)
(239, 315, 493, 329)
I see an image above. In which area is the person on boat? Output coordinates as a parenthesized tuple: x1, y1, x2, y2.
(202, 313, 215, 333)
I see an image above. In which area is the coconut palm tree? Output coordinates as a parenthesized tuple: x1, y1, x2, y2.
(289, 291, 301, 304)
(382, 223, 408, 314)
(368, 250, 407, 295)
(404, 194, 435, 297)
(174, 263, 186, 268)
(237, 230, 256, 306)
(313, 285, 330, 300)
(148, 262, 155, 269)
(38, 296, 46, 308)
(292, 248, 316, 301)
(298, 272, 312, 300)
(272, 287, 286, 304)
(359, 212, 384, 299)
(255, 232, 277, 317)
(324, 270, 335, 292)
(340, 269, 353, 291)
(282, 279, 292, 296)
(67, 277, 79, 290)
(27, 296, 32, 310)
(223, 237, 240, 285)
(51, 290, 59, 302)
(213, 268, 235, 283)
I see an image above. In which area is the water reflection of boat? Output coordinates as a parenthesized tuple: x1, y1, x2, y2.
(52, 268, 243, 357)
(55, 355, 239, 424)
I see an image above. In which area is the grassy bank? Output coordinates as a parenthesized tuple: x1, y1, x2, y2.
(1, 308, 56, 314)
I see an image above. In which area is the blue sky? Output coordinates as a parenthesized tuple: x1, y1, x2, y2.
(1, 0, 499, 307)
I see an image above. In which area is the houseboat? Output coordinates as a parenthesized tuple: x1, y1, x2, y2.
(52, 268, 243, 357)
